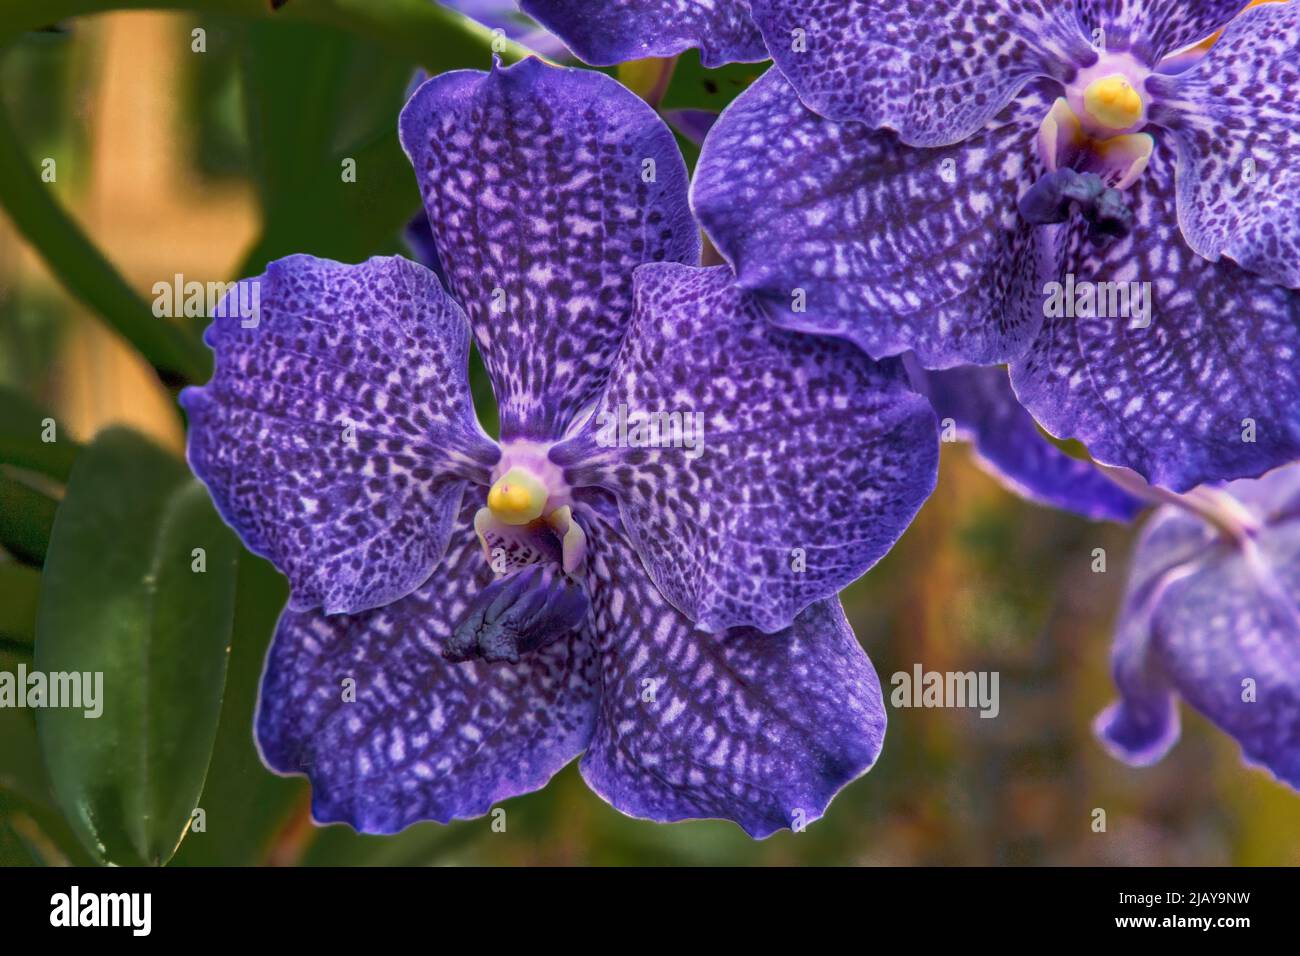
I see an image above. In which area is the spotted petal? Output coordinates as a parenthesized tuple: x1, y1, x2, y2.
(256, 497, 599, 832)
(747, 0, 1092, 145)
(1148, 1, 1300, 289)
(398, 57, 700, 443)
(519, 0, 768, 67)
(554, 263, 937, 634)
(1096, 467, 1300, 788)
(577, 509, 886, 838)
(1010, 146, 1300, 492)
(917, 363, 1144, 522)
(693, 68, 1057, 368)
(1076, 0, 1249, 65)
(181, 255, 498, 615)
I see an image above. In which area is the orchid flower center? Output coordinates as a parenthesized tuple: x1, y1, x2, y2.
(479, 444, 586, 576)
(1082, 74, 1144, 132)
(449, 445, 590, 664)
(1066, 54, 1151, 138)
(1020, 54, 1156, 239)
(487, 466, 549, 525)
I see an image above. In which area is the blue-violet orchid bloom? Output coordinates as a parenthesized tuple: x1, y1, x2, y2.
(695, 0, 1300, 492)
(180, 58, 939, 836)
(909, 360, 1144, 522)
(1097, 462, 1300, 789)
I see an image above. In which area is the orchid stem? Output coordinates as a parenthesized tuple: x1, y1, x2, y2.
(1097, 463, 1258, 546)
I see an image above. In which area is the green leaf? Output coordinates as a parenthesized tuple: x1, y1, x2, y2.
(0, 471, 56, 566)
(659, 51, 766, 114)
(170, 551, 305, 867)
(234, 17, 423, 275)
(35, 427, 239, 866)
(0, 788, 97, 867)
(0, 105, 212, 384)
(0, 1, 528, 72)
(0, 561, 41, 647)
(1, 668, 96, 867)
(0, 385, 79, 482)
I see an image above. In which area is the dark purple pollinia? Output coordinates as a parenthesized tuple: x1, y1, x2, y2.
(689, 0, 1300, 493)
(181, 58, 940, 836)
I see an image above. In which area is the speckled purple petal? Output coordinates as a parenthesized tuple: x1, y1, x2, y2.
(693, 68, 1057, 368)
(256, 496, 599, 833)
(1076, 0, 1246, 64)
(553, 263, 938, 634)
(1097, 468, 1300, 789)
(1011, 145, 1300, 492)
(1094, 505, 1211, 765)
(1151, 542, 1300, 789)
(520, 0, 768, 67)
(917, 363, 1144, 522)
(747, 0, 1092, 145)
(577, 507, 886, 838)
(181, 254, 499, 616)
(398, 57, 700, 443)
(1148, 2, 1300, 289)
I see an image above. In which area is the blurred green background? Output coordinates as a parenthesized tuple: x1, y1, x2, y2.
(0, 3, 1297, 867)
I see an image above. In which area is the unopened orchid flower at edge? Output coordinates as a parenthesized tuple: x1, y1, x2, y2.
(1098, 462, 1300, 787)
(179, 57, 939, 836)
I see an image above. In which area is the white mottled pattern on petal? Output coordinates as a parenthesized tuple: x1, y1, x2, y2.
(183, 254, 499, 615)
(521, 0, 768, 66)
(577, 505, 887, 838)
(749, 0, 1093, 144)
(1149, 2, 1300, 289)
(1011, 144, 1300, 492)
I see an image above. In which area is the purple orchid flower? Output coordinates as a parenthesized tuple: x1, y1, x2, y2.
(693, 1, 1300, 493)
(520, 0, 769, 66)
(180, 58, 939, 836)
(909, 361, 1144, 522)
(1096, 462, 1300, 789)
